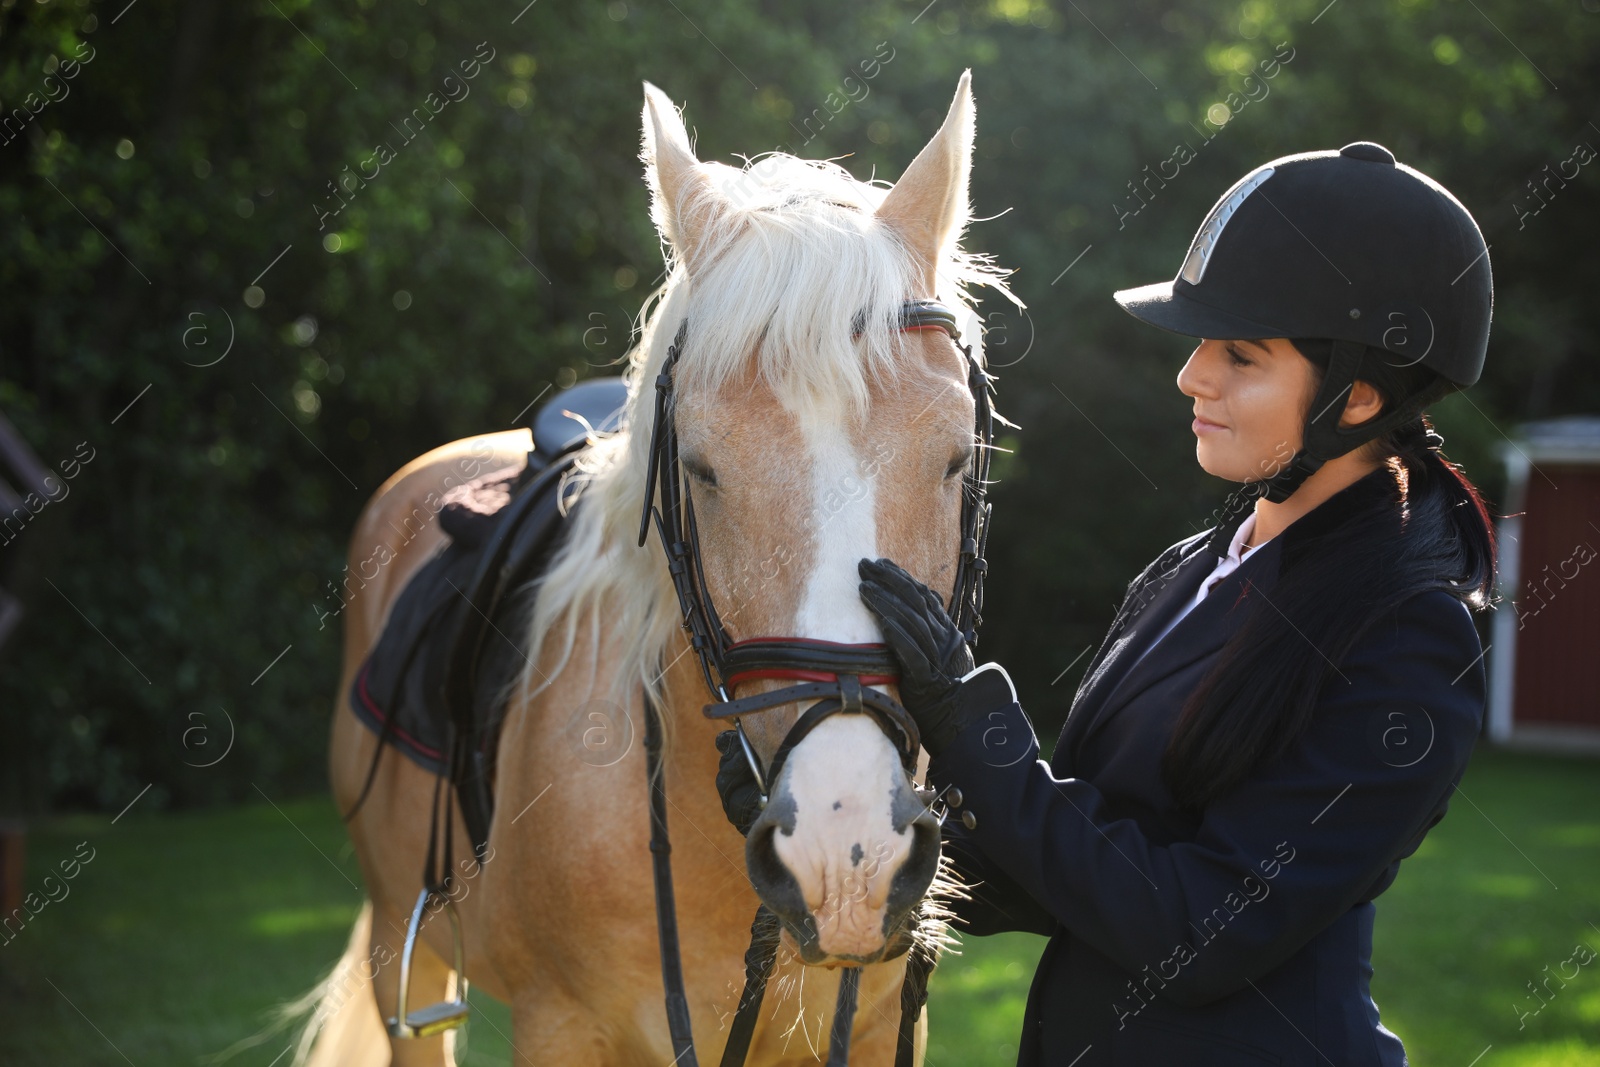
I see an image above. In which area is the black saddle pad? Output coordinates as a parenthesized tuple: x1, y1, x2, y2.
(348, 447, 582, 806)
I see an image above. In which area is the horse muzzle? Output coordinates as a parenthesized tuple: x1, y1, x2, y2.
(741, 724, 943, 964)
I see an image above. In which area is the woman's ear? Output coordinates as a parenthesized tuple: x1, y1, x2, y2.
(1339, 379, 1386, 429)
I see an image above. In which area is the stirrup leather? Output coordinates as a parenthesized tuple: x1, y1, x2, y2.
(386, 887, 471, 1039)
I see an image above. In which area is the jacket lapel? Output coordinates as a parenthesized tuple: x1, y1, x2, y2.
(1059, 537, 1284, 766)
(1056, 536, 1213, 759)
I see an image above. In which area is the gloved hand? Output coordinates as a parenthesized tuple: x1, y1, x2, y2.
(714, 729, 765, 836)
(858, 556, 1007, 760)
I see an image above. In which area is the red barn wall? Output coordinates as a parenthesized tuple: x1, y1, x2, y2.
(1512, 465, 1600, 728)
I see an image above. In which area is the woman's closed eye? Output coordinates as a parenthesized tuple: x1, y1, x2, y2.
(1226, 344, 1254, 367)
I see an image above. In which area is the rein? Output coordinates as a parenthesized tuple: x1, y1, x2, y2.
(635, 298, 998, 1066)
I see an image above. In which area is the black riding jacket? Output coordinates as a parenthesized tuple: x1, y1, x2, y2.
(929, 467, 1486, 1066)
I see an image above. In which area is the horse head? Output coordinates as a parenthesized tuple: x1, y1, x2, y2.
(630, 72, 1013, 967)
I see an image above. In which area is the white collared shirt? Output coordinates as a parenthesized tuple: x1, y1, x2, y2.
(1135, 511, 1268, 665)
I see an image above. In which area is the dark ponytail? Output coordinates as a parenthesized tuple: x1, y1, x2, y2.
(1159, 349, 1498, 811)
(1387, 418, 1498, 610)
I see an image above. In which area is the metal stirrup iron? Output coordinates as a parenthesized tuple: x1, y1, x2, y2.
(386, 886, 471, 1039)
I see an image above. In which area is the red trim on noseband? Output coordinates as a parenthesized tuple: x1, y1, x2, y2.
(721, 636, 901, 693)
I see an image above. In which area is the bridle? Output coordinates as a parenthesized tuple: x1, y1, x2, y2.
(637, 297, 996, 800)
(632, 297, 999, 1067)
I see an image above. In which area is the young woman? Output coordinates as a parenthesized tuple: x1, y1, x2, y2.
(722, 142, 1499, 1065)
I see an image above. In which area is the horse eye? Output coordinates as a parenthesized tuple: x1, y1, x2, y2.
(945, 449, 974, 480)
(685, 461, 718, 488)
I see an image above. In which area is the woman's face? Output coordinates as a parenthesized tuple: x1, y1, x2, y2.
(1177, 337, 1317, 482)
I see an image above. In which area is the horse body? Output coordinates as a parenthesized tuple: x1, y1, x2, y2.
(307, 71, 1014, 1065)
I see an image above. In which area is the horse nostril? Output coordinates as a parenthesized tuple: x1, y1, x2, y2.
(745, 821, 782, 885)
(883, 813, 941, 919)
(745, 820, 811, 928)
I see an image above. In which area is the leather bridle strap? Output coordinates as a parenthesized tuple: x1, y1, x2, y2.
(712, 902, 870, 1067)
(712, 637, 921, 772)
(704, 681, 922, 775)
(717, 904, 781, 1067)
(642, 692, 697, 1066)
(721, 636, 902, 685)
(827, 967, 863, 1067)
(895, 936, 937, 1064)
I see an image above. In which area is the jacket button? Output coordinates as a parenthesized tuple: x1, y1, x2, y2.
(946, 787, 964, 808)
(960, 810, 978, 830)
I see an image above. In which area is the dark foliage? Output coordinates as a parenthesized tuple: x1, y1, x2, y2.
(0, 0, 1594, 812)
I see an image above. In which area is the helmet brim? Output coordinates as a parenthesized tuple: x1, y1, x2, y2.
(1113, 281, 1290, 341)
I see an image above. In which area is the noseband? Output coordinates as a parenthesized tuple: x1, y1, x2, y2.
(636, 298, 998, 801)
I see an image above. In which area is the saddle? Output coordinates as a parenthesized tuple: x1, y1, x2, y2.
(345, 378, 629, 871)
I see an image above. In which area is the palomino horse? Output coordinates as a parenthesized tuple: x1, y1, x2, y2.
(305, 71, 1017, 1065)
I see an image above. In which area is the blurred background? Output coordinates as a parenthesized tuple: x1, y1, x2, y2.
(0, 0, 1596, 1063)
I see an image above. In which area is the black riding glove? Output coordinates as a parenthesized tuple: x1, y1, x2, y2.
(714, 729, 765, 836)
(857, 556, 1012, 761)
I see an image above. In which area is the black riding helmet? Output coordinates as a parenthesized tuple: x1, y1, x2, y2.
(1113, 141, 1493, 549)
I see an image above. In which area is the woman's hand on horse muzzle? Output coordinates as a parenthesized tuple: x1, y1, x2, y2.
(857, 557, 1003, 761)
(714, 729, 765, 836)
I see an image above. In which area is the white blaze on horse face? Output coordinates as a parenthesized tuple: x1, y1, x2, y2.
(768, 409, 913, 958)
(793, 410, 879, 643)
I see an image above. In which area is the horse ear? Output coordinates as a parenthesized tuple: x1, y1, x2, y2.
(875, 70, 974, 296)
(641, 82, 728, 276)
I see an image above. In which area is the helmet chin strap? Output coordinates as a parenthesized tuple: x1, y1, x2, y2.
(1206, 339, 1444, 557)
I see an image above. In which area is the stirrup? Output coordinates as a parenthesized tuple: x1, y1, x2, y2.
(386, 886, 471, 1039)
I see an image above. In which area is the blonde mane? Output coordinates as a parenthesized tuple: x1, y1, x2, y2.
(512, 149, 1017, 755)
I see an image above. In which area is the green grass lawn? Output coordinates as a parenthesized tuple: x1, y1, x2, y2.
(0, 745, 1595, 1065)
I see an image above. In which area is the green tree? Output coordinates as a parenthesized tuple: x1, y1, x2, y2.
(0, 0, 1593, 811)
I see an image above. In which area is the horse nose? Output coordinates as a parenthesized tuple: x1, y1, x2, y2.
(743, 776, 942, 962)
